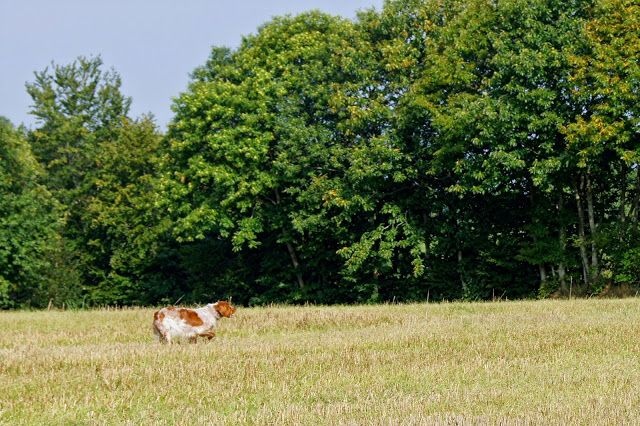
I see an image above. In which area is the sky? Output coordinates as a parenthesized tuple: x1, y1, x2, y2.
(0, 0, 384, 129)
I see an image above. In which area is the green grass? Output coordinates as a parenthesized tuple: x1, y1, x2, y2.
(2, 299, 640, 424)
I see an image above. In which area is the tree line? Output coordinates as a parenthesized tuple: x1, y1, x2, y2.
(1, 0, 638, 308)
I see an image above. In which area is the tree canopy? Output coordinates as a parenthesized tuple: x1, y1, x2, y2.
(1, 0, 638, 308)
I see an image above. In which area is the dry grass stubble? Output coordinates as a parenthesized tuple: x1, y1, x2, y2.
(1, 299, 639, 424)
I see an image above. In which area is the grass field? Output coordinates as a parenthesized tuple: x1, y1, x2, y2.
(1, 299, 640, 425)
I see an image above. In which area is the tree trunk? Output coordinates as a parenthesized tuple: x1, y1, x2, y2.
(632, 170, 640, 229)
(539, 264, 547, 286)
(275, 188, 305, 290)
(527, 188, 548, 290)
(575, 176, 590, 286)
(457, 249, 467, 293)
(286, 242, 305, 290)
(558, 262, 567, 292)
(585, 171, 599, 277)
(620, 164, 628, 224)
(557, 194, 567, 292)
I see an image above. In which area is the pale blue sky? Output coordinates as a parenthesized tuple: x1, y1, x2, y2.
(0, 0, 384, 129)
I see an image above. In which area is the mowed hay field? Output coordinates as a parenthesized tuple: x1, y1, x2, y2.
(1, 300, 640, 425)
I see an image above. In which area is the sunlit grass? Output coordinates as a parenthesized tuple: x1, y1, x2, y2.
(2, 299, 640, 424)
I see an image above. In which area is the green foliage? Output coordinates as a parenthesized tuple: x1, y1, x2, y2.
(0, 117, 62, 308)
(25, 56, 164, 306)
(153, 0, 640, 303)
(83, 116, 165, 305)
(3, 0, 640, 307)
(27, 56, 131, 204)
(163, 12, 411, 302)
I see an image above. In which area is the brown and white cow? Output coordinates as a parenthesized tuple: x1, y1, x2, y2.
(152, 301, 236, 344)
